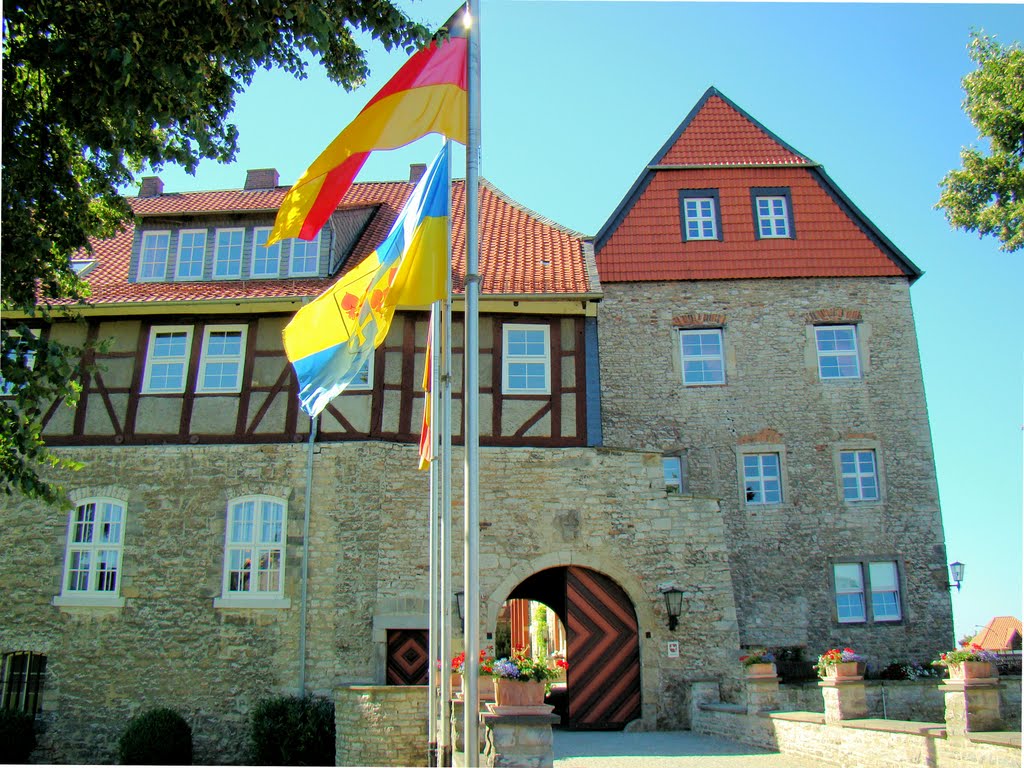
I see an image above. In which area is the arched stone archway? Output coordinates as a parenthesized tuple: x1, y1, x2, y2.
(502, 566, 641, 730)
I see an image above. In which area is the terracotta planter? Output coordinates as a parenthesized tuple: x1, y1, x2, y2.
(456, 674, 495, 700)
(493, 678, 546, 707)
(744, 662, 777, 679)
(947, 661, 995, 680)
(823, 661, 865, 680)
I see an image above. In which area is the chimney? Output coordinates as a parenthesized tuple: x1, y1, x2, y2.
(244, 168, 280, 190)
(409, 163, 427, 185)
(138, 176, 164, 197)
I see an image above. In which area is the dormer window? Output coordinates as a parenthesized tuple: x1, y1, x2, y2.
(175, 230, 207, 280)
(139, 232, 170, 281)
(679, 189, 721, 241)
(214, 228, 245, 279)
(751, 188, 794, 239)
(251, 227, 281, 278)
(289, 233, 320, 277)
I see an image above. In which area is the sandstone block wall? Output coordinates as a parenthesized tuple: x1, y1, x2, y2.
(335, 685, 427, 766)
(1, 440, 740, 762)
(597, 277, 953, 663)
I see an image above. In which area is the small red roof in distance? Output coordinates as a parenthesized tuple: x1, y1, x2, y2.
(78, 177, 591, 306)
(974, 616, 1023, 651)
(594, 88, 919, 283)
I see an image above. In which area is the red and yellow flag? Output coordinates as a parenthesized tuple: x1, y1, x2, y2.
(267, 10, 468, 245)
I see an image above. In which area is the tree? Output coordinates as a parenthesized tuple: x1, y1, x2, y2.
(937, 31, 1024, 253)
(1, 0, 432, 502)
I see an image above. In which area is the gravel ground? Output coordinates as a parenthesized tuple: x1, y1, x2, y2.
(553, 730, 824, 768)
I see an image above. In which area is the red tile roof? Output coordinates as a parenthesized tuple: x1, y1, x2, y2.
(77, 177, 593, 307)
(974, 616, 1022, 651)
(594, 88, 920, 283)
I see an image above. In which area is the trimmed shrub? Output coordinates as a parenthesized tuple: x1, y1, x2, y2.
(249, 695, 335, 766)
(117, 707, 193, 765)
(0, 709, 37, 764)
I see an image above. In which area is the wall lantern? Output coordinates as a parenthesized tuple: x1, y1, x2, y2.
(661, 587, 684, 631)
(948, 562, 965, 592)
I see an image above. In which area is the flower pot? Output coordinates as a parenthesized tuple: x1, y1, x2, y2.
(458, 674, 495, 700)
(493, 678, 546, 707)
(947, 661, 995, 680)
(824, 661, 865, 680)
(744, 662, 777, 679)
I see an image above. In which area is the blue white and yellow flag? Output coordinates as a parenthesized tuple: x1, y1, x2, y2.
(283, 145, 449, 418)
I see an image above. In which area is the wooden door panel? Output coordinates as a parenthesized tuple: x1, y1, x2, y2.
(386, 629, 429, 685)
(566, 567, 641, 729)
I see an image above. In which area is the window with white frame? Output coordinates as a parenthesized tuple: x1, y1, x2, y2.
(755, 196, 790, 238)
(680, 328, 725, 385)
(663, 455, 687, 494)
(289, 233, 320, 277)
(815, 325, 860, 379)
(868, 561, 902, 621)
(251, 227, 281, 278)
(840, 449, 879, 501)
(214, 228, 245, 279)
(59, 498, 126, 597)
(221, 496, 286, 599)
(142, 326, 193, 393)
(347, 355, 373, 391)
(139, 231, 170, 281)
(681, 196, 718, 240)
(742, 453, 782, 505)
(197, 325, 247, 393)
(833, 562, 866, 622)
(175, 229, 207, 280)
(502, 324, 550, 394)
(833, 560, 902, 623)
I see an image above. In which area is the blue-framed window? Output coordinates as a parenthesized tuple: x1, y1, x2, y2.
(679, 189, 722, 241)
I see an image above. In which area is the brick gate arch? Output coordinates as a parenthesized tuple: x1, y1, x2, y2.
(505, 565, 641, 730)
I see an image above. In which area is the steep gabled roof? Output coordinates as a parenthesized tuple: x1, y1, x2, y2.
(594, 87, 921, 283)
(77, 177, 596, 307)
(974, 616, 1023, 652)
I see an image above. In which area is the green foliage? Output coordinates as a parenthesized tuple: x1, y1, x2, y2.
(937, 31, 1024, 253)
(0, 708, 37, 764)
(249, 695, 335, 766)
(532, 603, 549, 659)
(117, 707, 193, 765)
(1, 0, 431, 502)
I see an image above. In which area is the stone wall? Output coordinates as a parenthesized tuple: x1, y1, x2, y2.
(758, 679, 1021, 729)
(1, 441, 740, 762)
(335, 685, 427, 767)
(597, 277, 953, 663)
(692, 682, 1021, 768)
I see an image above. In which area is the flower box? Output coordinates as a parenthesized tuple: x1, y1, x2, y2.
(825, 661, 865, 680)
(493, 678, 546, 707)
(744, 662, 777, 679)
(947, 661, 996, 681)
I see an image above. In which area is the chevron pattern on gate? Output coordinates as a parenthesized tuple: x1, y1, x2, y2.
(386, 629, 429, 685)
(566, 566, 641, 728)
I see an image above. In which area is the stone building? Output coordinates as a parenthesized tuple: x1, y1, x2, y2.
(0, 87, 953, 764)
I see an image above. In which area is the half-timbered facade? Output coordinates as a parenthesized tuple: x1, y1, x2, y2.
(1, 88, 953, 765)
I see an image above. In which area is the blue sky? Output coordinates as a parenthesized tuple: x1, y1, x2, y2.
(150, 1, 1024, 645)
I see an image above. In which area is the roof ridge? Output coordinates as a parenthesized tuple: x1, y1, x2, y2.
(479, 178, 591, 240)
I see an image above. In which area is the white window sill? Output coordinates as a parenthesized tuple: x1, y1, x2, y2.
(213, 596, 291, 610)
(53, 594, 125, 608)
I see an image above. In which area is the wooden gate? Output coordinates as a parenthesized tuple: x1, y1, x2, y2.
(385, 629, 429, 685)
(565, 567, 641, 729)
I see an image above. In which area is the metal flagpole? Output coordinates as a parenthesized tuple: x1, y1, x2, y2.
(427, 299, 441, 766)
(463, 0, 482, 764)
(439, 138, 455, 767)
(298, 416, 318, 695)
